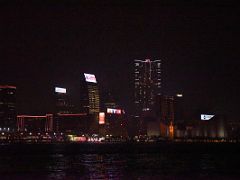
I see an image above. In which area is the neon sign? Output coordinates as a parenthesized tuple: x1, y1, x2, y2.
(99, 112, 105, 124)
(107, 108, 122, 114)
(84, 73, 97, 83)
(201, 114, 215, 120)
(55, 87, 66, 94)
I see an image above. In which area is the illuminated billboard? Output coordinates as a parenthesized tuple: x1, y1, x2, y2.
(107, 108, 121, 115)
(99, 112, 105, 124)
(201, 114, 215, 120)
(55, 87, 66, 94)
(84, 73, 97, 83)
(176, 94, 183, 97)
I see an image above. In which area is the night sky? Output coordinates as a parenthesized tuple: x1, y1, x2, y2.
(0, 1, 239, 120)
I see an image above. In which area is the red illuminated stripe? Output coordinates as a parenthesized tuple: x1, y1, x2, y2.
(17, 115, 47, 118)
(57, 113, 87, 117)
(0, 85, 16, 89)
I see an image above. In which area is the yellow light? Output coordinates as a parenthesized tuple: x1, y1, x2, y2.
(169, 123, 174, 139)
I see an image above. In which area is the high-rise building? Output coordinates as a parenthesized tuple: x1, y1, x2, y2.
(134, 59, 161, 116)
(174, 94, 185, 124)
(0, 85, 17, 132)
(101, 91, 117, 110)
(105, 108, 128, 137)
(79, 73, 100, 134)
(156, 95, 174, 138)
(54, 87, 69, 114)
(81, 73, 100, 114)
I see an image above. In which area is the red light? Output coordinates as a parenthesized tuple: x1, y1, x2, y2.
(57, 113, 87, 117)
(0, 85, 16, 89)
(73, 137, 86, 142)
(17, 115, 46, 118)
(99, 112, 105, 124)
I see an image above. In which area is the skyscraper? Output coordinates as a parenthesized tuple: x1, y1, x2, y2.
(79, 73, 100, 134)
(0, 85, 17, 132)
(134, 59, 161, 116)
(81, 73, 100, 114)
(156, 95, 174, 138)
(54, 87, 69, 114)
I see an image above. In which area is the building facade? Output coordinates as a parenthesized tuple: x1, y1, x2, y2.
(134, 59, 161, 116)
(0, 85, 17, 132)
(81, 73, 100, 115)
(54, 87, 70, 114)
(17, 114, 53, 132)
(79, 73, 100, 134)
(174, 114, 228, 139)
(155, 95, 174, 138)
(53, 86, 90, 134)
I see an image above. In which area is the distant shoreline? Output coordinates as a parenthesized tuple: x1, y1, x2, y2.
(1, 141, 240, 155)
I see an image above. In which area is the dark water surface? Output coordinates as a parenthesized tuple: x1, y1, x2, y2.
(0, 143, 240, 179)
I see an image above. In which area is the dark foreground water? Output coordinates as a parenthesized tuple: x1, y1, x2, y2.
(1, 143, 240, 179)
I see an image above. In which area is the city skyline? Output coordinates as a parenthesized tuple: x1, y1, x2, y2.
(0, 1, 239, 121)
(1, 1, 240, 179)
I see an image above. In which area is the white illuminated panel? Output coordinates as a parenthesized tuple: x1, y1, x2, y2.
(176, 94, 183, 97)
(55, 87, 66, 94)
(84, 73, 97, 83)
(107, 108, 121, 114)
(201, 114, 215, 121)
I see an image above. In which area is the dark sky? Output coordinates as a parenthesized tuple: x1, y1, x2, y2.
(0, 1, 239, 119)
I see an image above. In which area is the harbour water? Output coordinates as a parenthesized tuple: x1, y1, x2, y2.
(0, 143, 240, 179)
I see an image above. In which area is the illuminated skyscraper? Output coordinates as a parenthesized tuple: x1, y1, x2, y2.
(81, 73, 100, 114)
(79, 73, 100, 134)
(0, 85, 17, 132)
(134, 59, 161, 116)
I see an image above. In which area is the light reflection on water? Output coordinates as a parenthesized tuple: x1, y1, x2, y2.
(0, 146, 240, 179)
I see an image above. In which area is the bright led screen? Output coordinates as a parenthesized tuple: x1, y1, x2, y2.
(107, 108, 121, 114)
(201, 114, 215, 120)
(55, 87, 66, 94)
(99, 112, 105, 124)
(84, 73, 97, 83)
